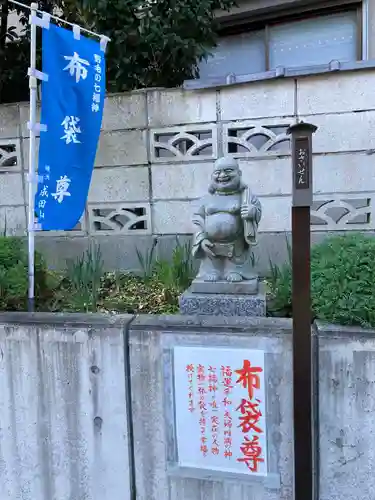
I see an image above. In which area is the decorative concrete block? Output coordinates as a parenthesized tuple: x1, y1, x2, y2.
(149, 123, 218, 163)
(20, 102, 41, 137)
(152, 200, 194, 234)
(222, 117, 292, 159)
(87, 202, 152, 235)
(313, 153, 375, 194)
(300, 111, 375, 154)
(0, 206, 26, 235)
(0, 173, 24, 205)
(179, 289, 266, 316)
(297, 71, 375, 116)
(219, 79, 295, 121)
(22, 137, 40, 170)
(147, 88, 217, 127)
(88, 166, 149, 203)
(239, 158, 292, 197)
(103, 92, 147, 130)
(0, 139, 22, 172)
(96, 130, 148, 166)
(0, 104, 20, 139)
(151, 162, 213, 200)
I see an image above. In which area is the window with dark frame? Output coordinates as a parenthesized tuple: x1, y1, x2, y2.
(197, 2, 362, 80)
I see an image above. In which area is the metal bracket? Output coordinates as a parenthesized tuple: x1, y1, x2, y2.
(28, 223, 42, 232)
(73, 24, 81, 40)
(28, 68, 49, 82)
(27, 173, 44, 184)
(29, 12, 51, 29)
(100, 35, 110, 52)
(27, 122, 48, 133)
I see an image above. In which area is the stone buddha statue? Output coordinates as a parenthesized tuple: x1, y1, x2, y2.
(192, 156, 262, 284)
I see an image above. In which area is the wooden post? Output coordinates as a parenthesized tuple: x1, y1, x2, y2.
(287, 121, 317, 500)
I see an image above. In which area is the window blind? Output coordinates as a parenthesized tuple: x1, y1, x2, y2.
(268, 11, 358, 69)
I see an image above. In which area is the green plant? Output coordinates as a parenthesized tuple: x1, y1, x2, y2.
(268, 233, 375, 327)
(267, 235, 292, 316)
(154, 237, 194, 290)
(135, 237, 158, 280)
(73, 0, 236, 92)
(0, 0, 58, 104)
(66, 242, 104, 312)
(1, 0, 236, 104)
(0, 236, 50, 310)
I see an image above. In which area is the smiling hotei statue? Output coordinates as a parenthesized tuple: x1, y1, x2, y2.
(192, 156, 262, 287)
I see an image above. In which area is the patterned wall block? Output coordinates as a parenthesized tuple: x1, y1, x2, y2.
(223, 120, 290, 158)
(0, 173, 24, 206)
(95, 130, 148, 166)
(153, 194, 375, 236)
(311, 195, 374, 231)
(102, 92, 147, 131)
(20, 103, 41, 138)
(152, 162, 213, 201)
(300, 112, 375, 154)
(35, 213, 87, 236)
(220, 79, 295, 121)
(88, 166, 150, 203)
(150, 124, 217, 162)
(0, 139, 21, 171)
(0, 206, 26, 235)
(297, 71, 375, 116)
(152, 200, 194, 234)
(147, 88, 217, 127)
(0, 104, 20, 139)
(88, 203, 151, 235)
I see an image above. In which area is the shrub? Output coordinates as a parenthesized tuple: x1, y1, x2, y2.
(268, 233, 375, 327)
(0, 236, 51, 310)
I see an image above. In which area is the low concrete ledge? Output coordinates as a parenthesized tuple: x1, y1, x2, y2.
(0, 311, 134, 328)
(314, 321, 375, 338)
(184, 59, 375, 91)
(130, 314, 293, 334)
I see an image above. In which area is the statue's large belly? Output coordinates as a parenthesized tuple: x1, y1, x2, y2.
(205, 213, 241, 242)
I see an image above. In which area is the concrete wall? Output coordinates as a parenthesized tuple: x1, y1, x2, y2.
(0, 68, 374, 273)
(0, 313, 133, 500)
(129, 315, 294, 500)
(1, 313, 375, 499)
(316, 322, 375, 500)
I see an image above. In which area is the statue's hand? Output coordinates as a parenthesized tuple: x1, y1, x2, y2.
(241, 204, 257, 220)
(200, 238, 215, 258)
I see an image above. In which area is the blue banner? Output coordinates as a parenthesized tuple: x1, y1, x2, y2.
(35, 24, 105, 230)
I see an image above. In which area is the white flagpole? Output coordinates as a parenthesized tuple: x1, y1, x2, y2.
(28, 2, 38, 312)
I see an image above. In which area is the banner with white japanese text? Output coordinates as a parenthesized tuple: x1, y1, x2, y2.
(35, 24, 105, 230)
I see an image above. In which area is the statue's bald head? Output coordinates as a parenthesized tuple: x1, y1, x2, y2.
(213, 156, 240, 172)
(209, 156, 243, 194)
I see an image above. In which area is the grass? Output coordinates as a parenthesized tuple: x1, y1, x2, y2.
(46, 271, 181, 314)
(42, 238, 194, 315)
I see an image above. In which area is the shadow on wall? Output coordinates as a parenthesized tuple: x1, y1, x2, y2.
(36, 230, 372, 277)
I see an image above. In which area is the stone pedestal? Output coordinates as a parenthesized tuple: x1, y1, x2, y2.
(179, 279, 266, 317)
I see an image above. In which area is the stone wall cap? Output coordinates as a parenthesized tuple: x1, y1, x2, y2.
(0, 312, 134, 328)
(314, 320, 375, 338)
(130, 314, 293, 333)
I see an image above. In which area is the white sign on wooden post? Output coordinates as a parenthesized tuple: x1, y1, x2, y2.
(173, 347, 267, 476)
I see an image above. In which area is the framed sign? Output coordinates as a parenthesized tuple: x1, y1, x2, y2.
(173, 346, 267, 476)
(288, 122, 317, 207)
(294, 136, 310, 190)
